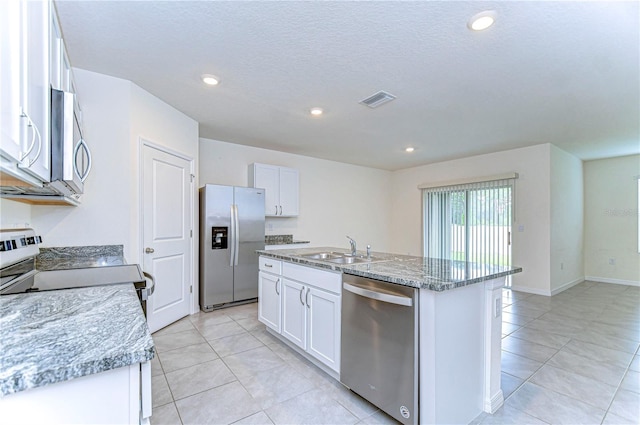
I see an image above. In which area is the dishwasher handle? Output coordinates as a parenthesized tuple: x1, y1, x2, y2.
(343, 282, 413, 307)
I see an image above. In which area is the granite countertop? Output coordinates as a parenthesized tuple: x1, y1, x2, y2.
(257, 247, 522, 291)
(266, 240, 311, 246)
(264, 235, 310, 246)
(0, 285, 154, 397)
(36, 245, 126, 271)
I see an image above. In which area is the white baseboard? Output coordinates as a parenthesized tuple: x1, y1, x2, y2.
(508, 285, 551, 296)
(483, 390, 504, 414)
(551, 277, 585, 296)
(585, 276, 640, 287)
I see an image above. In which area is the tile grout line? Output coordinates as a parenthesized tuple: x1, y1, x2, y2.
(499, 286, 640, 424)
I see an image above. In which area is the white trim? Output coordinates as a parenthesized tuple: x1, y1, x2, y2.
(585, 276, 640, 287)
(550, 277, 584, 295)
(138, 138, 197, 319)
(484, 390, 504, 414)
(418, 172, 518, 190)
(509, 285, 551, 296)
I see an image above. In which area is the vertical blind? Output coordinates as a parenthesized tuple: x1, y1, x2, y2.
(422, 174, 517, 269)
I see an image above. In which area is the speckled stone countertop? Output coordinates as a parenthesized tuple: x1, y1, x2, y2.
(36, 245, 126, 271)
(257, 247, 522, 291)
(265, 235, 311, 246)
(0, 285, 154, 397)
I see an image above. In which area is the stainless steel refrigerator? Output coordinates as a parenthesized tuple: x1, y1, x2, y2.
(199, 184, 265, 312)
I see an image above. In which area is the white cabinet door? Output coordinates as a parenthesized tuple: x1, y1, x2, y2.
(279, 167, 299, 216)
(0, 0, 25, 163)
(20, 0, 50, 182)
(49, 6, 63, 91)
(253, 163, 280, 216)
(258, 271, 281, 332)
(307, 286, 341, 373)
(281, 278, 307, 350)
(251, 163, 299, 217)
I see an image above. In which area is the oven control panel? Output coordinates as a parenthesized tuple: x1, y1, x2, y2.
(0, 228, 41, 268)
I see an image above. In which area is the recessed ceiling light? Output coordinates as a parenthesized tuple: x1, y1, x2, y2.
(468, 11, 496, 31)
(405, 147, 415, 153)
(310, 107, 323, 116)
(201, 74, 219, 85)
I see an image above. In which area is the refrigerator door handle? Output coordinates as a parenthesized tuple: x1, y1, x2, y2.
(229, 204, 235, 267)
(234, 204, 240, 266)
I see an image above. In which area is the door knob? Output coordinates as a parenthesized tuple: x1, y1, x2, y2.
(145, 247, 155, 253)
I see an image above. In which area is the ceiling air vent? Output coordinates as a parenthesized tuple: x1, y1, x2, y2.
(359, 91, 396, 108)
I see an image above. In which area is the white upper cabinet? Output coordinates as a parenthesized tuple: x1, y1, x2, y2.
(250, 163, 299, 217)
(21, 0, 51, 182)
(0, 0, 51, 184)
(49, 5, 74, 93)
(0, 0, 23, 164)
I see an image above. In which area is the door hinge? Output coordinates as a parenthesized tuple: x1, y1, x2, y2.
(190, 285, 193, 293)
(190, 229, 193, 238)
(190, 174, 195, 183)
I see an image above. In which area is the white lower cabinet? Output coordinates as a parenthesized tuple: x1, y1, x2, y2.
(258, 256, 341, 374)
(306, 286, 340, 372)
(281, 278, 307, 349)
(258, 270, 281, 333)
(0, 362, 151, 425)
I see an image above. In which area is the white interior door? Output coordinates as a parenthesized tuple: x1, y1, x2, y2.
(142, 143, 193, 333)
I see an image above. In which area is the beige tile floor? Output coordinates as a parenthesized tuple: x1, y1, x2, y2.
(150, 281, 640, 425)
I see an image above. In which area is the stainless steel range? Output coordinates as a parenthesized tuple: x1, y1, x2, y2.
(0, 228, 153, 314)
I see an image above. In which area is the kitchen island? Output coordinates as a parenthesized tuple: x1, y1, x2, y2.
(257, 247, 522, 425)
(0, 284, 154, 424)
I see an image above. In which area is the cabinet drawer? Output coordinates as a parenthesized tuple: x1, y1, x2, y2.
(259, 256, 282, 274)
(282, 262, 341, 294)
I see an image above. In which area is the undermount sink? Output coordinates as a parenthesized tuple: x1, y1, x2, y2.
(325, 256, 369, 264)
(301, 252, 342, 260)
(300, 251, 376, 264)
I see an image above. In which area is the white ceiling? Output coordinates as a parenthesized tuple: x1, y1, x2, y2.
(55, 1, 639, 171)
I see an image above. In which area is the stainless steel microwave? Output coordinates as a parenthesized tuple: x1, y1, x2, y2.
(49, 88, 91, 197)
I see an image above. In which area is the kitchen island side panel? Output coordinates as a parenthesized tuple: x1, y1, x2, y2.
(419, 282, 485, 425)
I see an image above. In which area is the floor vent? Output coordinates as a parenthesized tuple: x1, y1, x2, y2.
(359, 91, 396, 108)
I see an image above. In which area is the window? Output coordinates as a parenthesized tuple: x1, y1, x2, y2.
(422, 174, 517, 278)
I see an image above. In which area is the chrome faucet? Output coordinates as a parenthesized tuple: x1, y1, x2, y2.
(346, 235, 357, 256)
(366, 244, 371, 259)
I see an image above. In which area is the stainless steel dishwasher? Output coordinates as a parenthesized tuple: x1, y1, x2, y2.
(341, 274, 419, 425)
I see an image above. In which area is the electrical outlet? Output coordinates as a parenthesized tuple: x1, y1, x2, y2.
(267, 223, 273, 231)
(609, 258, 616, 265)
(518, 225, 525, 232)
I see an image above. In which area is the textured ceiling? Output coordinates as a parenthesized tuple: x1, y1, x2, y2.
(55, 1, 639, 171)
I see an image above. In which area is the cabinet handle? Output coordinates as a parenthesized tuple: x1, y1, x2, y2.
(74, 138, 92, 182)
(18, 111, 36, 163)
(279, 205, 282, 215)
(264, 263, 273, 268)
(299, 286, 305, 305)
(275, 205, 278, 215)
(275, 278, 280, 295)
(26, 120, 42, 167)
(306, 288, 310, 308)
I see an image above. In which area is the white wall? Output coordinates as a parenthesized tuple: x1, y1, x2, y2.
(0, 198, 32, 229)
(199, 138, 393, 251)
(389, 144, 552, 294)
(550, 145, 584, 293)
(31, 70, 133, 255)
(129, 83, 199, 264)
(31, 69, 199, 268)
(584, 154, 640, 285)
